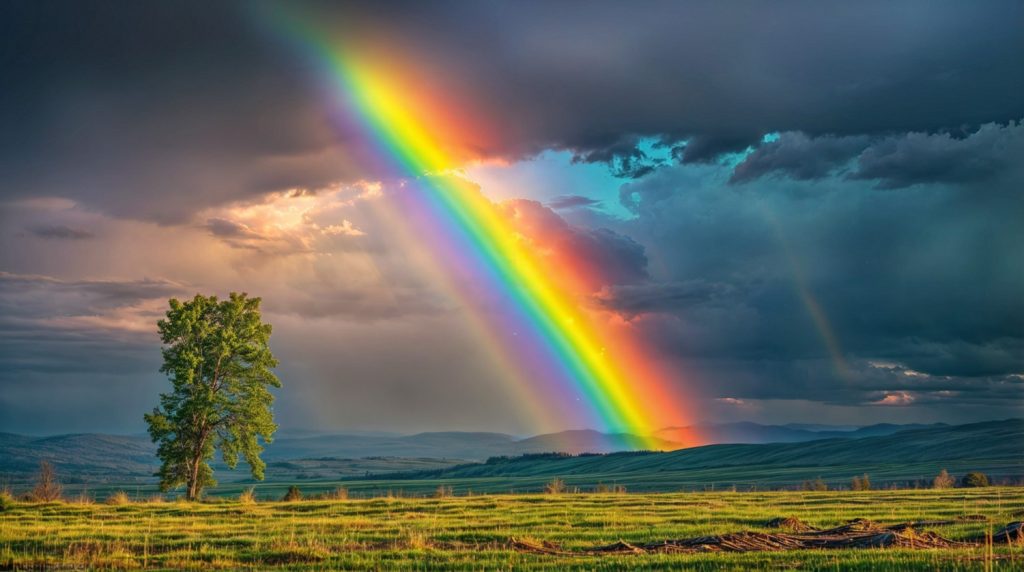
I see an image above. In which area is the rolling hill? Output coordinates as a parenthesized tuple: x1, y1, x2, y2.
(373, 419, 1024, 491)
(1, 420, 1009, 487)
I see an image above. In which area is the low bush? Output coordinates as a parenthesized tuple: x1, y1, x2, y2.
(960, 472, 990, 488)
(282, 485, 303, 502)
(851, 474, 871, 491)
(801, 478, 828, 492)
(933, 469, 955, 489)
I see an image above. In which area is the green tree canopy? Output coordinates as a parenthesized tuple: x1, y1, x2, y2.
(145, 293, 280, 500)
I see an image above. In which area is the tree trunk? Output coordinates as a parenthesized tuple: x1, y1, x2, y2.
(186, 433, 207, 500)
(187, 459, 201, 500)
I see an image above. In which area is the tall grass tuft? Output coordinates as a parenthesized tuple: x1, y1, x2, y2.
(328, 487, 349, 500)
(435, 485, 453, 498)
(545, 478, 566, 495)
(282, 485, 303, 502)
(594, 483, 627, 494)
(239, 487, 258, 504)
(70, 491, 94, 505)
(106, 491, 131, 505)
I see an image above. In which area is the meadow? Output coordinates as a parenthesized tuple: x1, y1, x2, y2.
(1, 487, 1021, 570)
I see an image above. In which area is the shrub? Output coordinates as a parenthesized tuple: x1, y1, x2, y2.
(544, 478, 566, 495)
(960, 472, 990, 488)
(435, 485, 453, 498)
(282, 485, 303, 502)
(933, 469, 955, 489)
(594, 483, 627, 494)
(106, 491, 131, 505)
(327, 487, 349, 500)
(851, 474, 871, 491)
(0, 488, 14, 512)
(239, 487, 257, 504)
(30, 461, 63, 502)
(802, 478, 828, 492)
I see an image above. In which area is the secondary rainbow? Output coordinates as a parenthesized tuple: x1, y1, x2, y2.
(272, 15, 694, 447)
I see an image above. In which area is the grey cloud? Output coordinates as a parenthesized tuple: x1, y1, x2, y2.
(730, 133, 870, 183)
(594, 280, 736, 316)
(0, 272, 183, 432)
(730, 122, 1024, 187)
(547, 195, 602, 210)
(850, 121, 1024, 188)
(0, 272, 186, 313)
(206, 218, 263, 239)
(28, 224, 95, 240)
(678, 134, 761, 164)
(571, 136, 661, 178)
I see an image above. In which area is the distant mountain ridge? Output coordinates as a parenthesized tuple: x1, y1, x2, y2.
(0, 421, 978, 483)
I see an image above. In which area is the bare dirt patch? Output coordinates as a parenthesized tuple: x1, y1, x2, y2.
(510, 518, 1023, 555)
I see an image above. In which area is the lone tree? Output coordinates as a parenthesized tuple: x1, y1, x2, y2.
(145, 293, 280, 500)
(30, 461, 63, 502)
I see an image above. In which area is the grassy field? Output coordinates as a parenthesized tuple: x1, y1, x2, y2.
(1, 487, 1021, 570)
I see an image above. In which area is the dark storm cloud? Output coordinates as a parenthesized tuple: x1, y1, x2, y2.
(2, 1, 1022, 220)
(849, 121, 1024, 188)
(338, 0, 1023, 166)
(730, 133, 871, 183)
(678, 135, 763, 165)
(598, 153, 1024, 412)
(732, 122, 1024, 187)
(0, 1, 354, 222)
(570, 136, 662, 178)
(0, 272, 183, 432)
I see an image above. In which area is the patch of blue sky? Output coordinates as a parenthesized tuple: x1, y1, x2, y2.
(464, 149, 632, 218)
(464, 137, 679, 220)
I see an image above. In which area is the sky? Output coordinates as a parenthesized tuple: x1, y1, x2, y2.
(1, 0, 1021, 435)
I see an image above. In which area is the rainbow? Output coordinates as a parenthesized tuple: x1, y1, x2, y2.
(269, 13, 695, 448)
